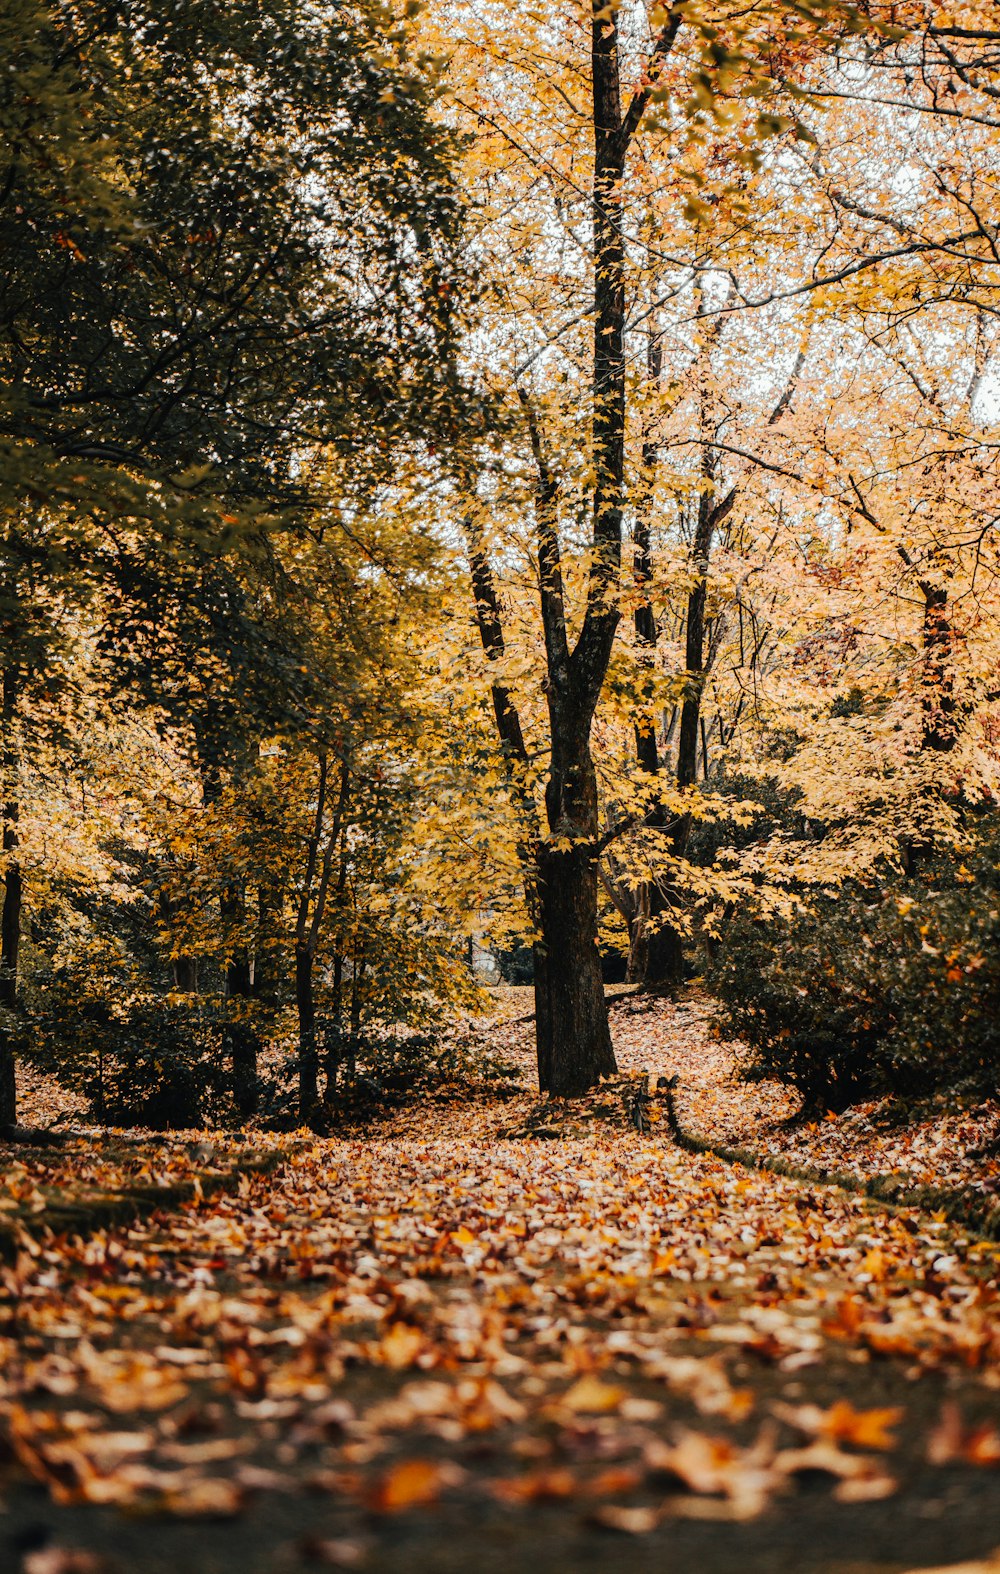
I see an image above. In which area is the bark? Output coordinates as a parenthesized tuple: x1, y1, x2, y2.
(0, 665, 20, 1130)
(463, 4, 682, 1092)
(324, 948, 344, 1099)
(920, 581, 957, 754)
(295, 943, 318, 1121)
(294, 755, 350, 1124)
(225, 945, 258, 1121)
(539, 700, 617, 1093)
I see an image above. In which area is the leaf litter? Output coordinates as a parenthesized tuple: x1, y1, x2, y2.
(1, 990, 999, 1570)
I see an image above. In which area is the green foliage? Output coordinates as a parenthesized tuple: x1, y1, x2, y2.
(25, 973, 229, 1129)
(340, 1030, 522, 1115)
(710, 834, 1000, 1112)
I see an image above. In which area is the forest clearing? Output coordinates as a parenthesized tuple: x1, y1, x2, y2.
(4, 0, 1000, 1568)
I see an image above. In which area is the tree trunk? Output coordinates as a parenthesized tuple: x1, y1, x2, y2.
(346, 948, 365, 1086)
(644, 906, 686, 989)
(225, 949, 258, 1121)
(0, 666, 21, 1130)
(920, 582, 957, 754)
(536, 842, 614, 1095)
(463, 3, 683, 1092)
(324, 949, 344, 1101)
(538, 711, 616, 1095)
(296, 943, 319, 1124)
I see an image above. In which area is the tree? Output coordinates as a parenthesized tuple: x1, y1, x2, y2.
(1, 0, 466, 1129)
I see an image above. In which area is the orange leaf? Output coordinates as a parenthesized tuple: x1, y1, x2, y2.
(560, 1375, 625, 1414)
(369, 1458, 450, 1513)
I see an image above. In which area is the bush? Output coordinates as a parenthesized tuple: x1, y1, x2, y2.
(710, 844, 1000, 1113)
(25, 976, 230, 1128)
(319, 1028, 522, 1120)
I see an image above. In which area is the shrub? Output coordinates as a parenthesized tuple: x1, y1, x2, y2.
(710, 843, 1000, 1113)
(319, 1028, 522, 1121)
(25, 974, 229, 1128)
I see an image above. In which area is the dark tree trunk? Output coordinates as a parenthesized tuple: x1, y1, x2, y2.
(225, 948, 258, 1121)
(0, 666, 21, 1130)
(324, 949, 344, 1100)
(463, 3, 682, 1093)
(645, 909, 686, 989)
(539, 711, 616, 1094)
(536, 841, 614, 1094)
(296, 943, 319, 1123)
(920, 583, 957, 754)
(346, 948, 365, 1086)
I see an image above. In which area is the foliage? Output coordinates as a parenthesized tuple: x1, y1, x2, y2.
(25, 966, 231, 1129)
(711, 832, 1000, 1112)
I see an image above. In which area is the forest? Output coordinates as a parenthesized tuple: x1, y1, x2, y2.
(1, 1, 1000, 1571)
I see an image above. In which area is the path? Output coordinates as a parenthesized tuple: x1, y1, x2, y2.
(2, 1002, 999, 1573)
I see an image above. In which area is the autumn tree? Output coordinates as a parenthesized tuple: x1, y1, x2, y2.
(0, 0, 466, 1130)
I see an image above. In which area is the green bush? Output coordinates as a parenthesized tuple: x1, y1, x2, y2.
(710, 845, 1000, 1113)
(25, 976, 229, 1128)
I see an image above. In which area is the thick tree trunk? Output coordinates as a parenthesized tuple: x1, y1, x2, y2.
(296, 943, 319, 1123)
(536, 842, 614, 1094)
(538, 713, 616, 1094)
(465, 4, 682, 1092)
(644, 905, 686, 989)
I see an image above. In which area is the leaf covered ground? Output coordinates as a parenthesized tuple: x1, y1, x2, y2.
(3, 993, 1000, 1573)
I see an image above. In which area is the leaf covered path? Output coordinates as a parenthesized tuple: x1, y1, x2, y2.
(3, 1072, 1000, 1574)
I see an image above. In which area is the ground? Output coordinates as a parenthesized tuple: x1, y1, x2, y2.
(2, 992, 999, 1574)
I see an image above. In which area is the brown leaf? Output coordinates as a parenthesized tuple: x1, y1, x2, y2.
(587, 1504, 660, 1534)
(160, 1477, 245, 1518)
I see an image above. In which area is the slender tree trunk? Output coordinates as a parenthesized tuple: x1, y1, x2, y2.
(0, 666, 21, 1130)
(628, 324, 685, 990)
(920, 582, 957, 754)
(324, 949, 344, 1100)
(296, 942, 318, 1122)
(225, 945, 258, 1121)
(346, 947, 365, 1086)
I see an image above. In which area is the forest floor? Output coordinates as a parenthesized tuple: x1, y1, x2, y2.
(2, 990, 1000, 1574)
